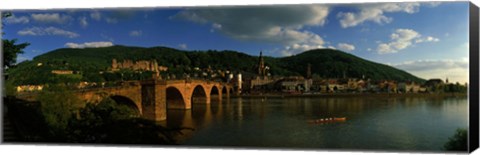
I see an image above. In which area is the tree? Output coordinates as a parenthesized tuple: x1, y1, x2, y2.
(37, 85, 83, 136)
(66, 98, 186, 144)
(444, 128, 468, 151)
(3, 39, 30, 68)
(2, 12, 30, 69)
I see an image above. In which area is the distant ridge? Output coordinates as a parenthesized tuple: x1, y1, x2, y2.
(7, 45, 425, 85)
(279, 49, 424, 82)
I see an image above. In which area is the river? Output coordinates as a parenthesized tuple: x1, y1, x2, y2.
(162, 96, 468, 152)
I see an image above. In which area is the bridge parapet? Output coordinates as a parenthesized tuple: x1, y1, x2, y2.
(165, 79, 229, 86)
(140, 79, 167, 85)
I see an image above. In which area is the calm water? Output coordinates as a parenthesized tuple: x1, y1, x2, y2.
(162, 96, 468, 152)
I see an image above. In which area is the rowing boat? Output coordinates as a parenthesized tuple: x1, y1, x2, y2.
(307, 117, 347, 124)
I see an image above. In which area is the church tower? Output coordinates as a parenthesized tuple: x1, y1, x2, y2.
(306, 63, 312, 79)
(257, 51, 266, 77)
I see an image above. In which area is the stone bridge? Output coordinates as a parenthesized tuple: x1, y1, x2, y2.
(20, 80, 233, 122)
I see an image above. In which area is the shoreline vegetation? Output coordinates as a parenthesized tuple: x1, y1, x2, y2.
(3, 95, 189, 144)
(233, 92, 468, 99)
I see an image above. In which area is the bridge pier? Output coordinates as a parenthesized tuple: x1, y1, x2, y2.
(141, 80, 167, 121)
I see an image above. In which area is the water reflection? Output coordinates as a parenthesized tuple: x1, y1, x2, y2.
(164, 96, 468, 151)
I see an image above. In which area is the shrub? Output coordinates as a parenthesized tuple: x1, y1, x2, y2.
(444, 128, 468, 151)
(37, 86, 83, 136)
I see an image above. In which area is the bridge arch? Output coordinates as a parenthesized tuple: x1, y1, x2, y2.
(222, 86, 228, 97)
(210, 85, 221, 102)
(109, 95, 141, 116)
(191, 85, 208, 105)
(166, 86, 187, 109)
(221, 86, 234, 97)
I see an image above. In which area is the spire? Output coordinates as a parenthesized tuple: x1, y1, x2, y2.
(257, 51, 265, 76)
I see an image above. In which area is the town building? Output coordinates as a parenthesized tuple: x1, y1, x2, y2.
(276, 76, 312, 93)
(51, 70, 74, 75)
(243, 51, 277, 94)
(16, 85, 44, 92)
(398, 81, 423, 93)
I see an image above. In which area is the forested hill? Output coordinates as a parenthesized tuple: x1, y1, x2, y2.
(7, 45, 425, 85)
(280, 49, 424, 83)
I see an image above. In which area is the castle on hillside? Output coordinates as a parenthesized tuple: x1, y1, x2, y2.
(110, 59, 167, 78)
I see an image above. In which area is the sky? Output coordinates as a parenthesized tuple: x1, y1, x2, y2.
(1, 1, 470, 84)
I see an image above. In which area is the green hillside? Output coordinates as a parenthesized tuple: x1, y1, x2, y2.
(279, 49, 425, 82)
(6, 45, 425, 85)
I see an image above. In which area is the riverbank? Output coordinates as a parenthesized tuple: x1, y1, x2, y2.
(231, 92, 468, 99)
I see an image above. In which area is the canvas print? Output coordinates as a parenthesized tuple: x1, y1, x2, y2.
(1, 1, 475, 153)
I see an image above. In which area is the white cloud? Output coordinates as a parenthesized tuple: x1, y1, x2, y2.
(426, 36, 440, 42)
(129, 30, 142, 37)
(31, 13, 72, 24)
(280, 43, 325, 56)
(178, 43, 188, 50)
(212, 23, 222, 29)
(174, 5, 330, 56)
(377, 28, 439, 54)
(337, 2, 433, 28)
(4, 14, 29, 24)
(79, 17, 88, 28)
(377, 43, 395, 54)
(393, 59, 468, 83)
(105, 17, 118, 24)
(415, 36, 440, 43)
(174, 11, 208, 24)
(64, 41, 114, 48)
(90, 11, 102, 21)
(337, 43, 355, 52)
(210, 23, 222, 32)
(425, 2, 442, 7)
(16, 55, 30, 63)
(17, 27, 79, 38)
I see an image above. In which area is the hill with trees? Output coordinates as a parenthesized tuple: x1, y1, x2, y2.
(6, 45, 425, 85)
(279, 49, 424, 82)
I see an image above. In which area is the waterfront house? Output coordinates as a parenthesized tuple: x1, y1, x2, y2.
(347, 78, 367, 92)
(378, 80, 397, 93)
(398, 81, 421, 93)
(326, 79, 345, 93)
(277, 76, 312, 93)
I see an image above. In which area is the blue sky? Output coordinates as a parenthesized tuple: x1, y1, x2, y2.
(2, 1, 470, 83)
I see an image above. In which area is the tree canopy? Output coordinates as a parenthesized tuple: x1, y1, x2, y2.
(2, 12, 30, 69)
